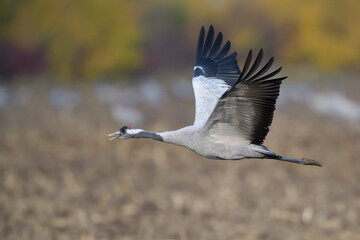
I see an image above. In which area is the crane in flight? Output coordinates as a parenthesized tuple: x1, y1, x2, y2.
(108, 25, 321, 166)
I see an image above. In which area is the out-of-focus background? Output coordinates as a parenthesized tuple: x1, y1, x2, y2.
(1, 1, 360, 239)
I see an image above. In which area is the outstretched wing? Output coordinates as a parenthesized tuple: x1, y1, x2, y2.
(203, 49, 287, 145)
(192, 25, 241, 127)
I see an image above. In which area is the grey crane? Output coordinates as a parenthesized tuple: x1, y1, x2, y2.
(108, 25, 321, 167)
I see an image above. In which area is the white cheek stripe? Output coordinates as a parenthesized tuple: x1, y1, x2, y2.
(127, 128, 142, 134)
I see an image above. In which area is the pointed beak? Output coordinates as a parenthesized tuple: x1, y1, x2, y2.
(107, 130, 121, 141)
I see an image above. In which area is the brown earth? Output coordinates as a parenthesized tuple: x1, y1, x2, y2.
(1, 84, 359, 240)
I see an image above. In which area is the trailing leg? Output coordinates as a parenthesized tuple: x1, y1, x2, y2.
(252, 145, 322, 166)
(271, 155, 322, 166)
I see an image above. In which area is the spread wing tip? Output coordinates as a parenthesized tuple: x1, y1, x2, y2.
(240, 49, 286, 83)
(193, 25, 240, 85)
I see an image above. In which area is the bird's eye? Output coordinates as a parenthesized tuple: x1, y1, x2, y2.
(120, 126, 129, 133)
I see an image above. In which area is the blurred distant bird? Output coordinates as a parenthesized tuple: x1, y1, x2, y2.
(108, 25, 321, 166)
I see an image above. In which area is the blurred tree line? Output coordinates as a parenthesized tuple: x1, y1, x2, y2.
(0, 0, 359, 80)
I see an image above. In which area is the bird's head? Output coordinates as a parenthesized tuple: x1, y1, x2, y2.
(107, 126, 138, 140)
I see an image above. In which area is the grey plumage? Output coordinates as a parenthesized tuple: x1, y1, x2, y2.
(205, 49, 287, 146)
(108, 25, 321, 167)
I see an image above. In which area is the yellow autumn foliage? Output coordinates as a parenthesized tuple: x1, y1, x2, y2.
(256, 0, 360, 70)
(6, 0, 142, 78)
(2, 0, 359, 79)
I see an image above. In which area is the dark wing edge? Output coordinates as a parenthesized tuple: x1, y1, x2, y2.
(205, 49, 287, 145)
(193, 25, 241, 86)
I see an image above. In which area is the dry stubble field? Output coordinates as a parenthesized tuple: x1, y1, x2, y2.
(0, 82, 360, 240)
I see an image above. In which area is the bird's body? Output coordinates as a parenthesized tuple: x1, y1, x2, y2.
(157, 126, 259, 160)
(108, 25, 321, 166)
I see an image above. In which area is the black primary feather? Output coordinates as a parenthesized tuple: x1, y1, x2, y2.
(204, 49, 287, 145)
(242, 49, 263, 80)
(193, 25, 241, 87)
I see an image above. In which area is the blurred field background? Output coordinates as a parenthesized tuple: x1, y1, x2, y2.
(1, 0, 360, 239)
